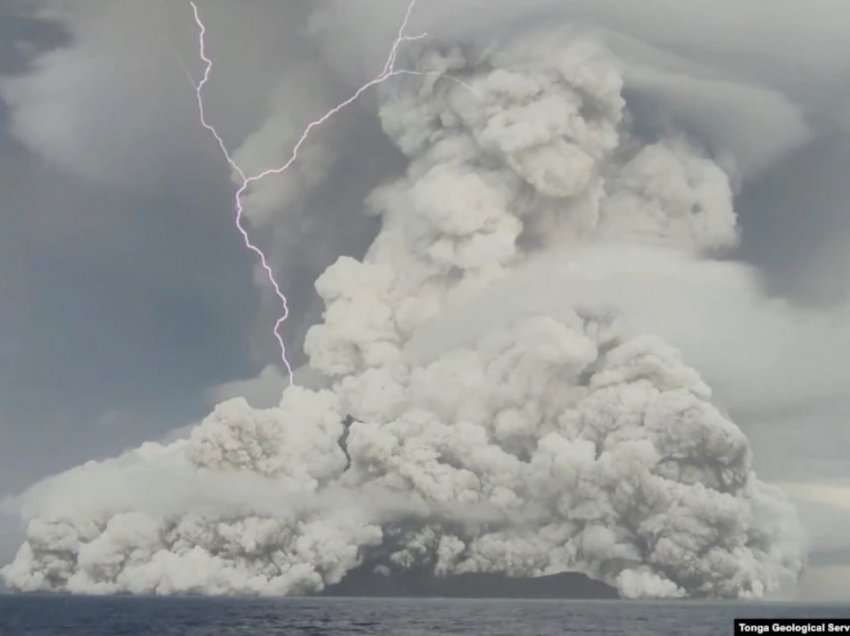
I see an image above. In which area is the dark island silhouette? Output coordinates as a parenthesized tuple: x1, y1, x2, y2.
(322, 564, 618, 599)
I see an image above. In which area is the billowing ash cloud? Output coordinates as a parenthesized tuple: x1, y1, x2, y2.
(2, 28, 804, 599)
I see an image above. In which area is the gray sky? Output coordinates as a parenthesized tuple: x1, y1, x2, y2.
(1, 0, 849, 599)
(0, 10, 254, 495)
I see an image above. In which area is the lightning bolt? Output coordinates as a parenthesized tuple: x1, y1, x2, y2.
(188, 0, 427, 387)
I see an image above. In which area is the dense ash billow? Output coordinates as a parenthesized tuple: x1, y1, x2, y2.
(2, 32, 803, 599)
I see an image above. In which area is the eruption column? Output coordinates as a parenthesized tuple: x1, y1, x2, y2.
(188, 0, 425, 386)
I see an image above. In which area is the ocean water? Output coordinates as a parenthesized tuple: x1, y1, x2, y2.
(1, 596, 849, 635)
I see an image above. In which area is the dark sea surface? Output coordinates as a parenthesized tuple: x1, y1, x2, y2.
(1, 595, 849, 635)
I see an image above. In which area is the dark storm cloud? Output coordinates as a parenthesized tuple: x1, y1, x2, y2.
(737, 134, 850, 306)
(0, 2, 67, 75)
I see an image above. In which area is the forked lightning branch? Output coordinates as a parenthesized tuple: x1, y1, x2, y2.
(188, 0, 425, 386)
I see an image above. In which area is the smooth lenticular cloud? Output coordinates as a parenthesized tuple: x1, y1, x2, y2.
(2, 25, 807, 599)
(408, 245, 850, 417)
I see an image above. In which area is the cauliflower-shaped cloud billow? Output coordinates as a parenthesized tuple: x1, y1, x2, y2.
(2, 30, 801, 599)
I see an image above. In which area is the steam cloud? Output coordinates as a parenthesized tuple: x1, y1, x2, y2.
(2, 27, 804, 599)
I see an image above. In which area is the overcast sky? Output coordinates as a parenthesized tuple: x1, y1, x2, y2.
(1, 0, 849, 600)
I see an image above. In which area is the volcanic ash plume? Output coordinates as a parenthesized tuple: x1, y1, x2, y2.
(2, 31, 803, 599)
